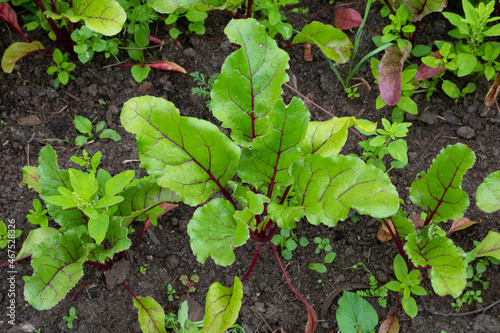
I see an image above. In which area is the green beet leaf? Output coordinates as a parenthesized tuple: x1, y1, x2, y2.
(292, 154, 399, 226)
(25, 230, 95, 310)
(188, 198, 249, 266)
(403, 0, 447, 22)
(404, 228, 466, 298)
(390, 214, 415, 243)
(229, 181, 269, 214)
(336, 291, 378, 333)
(211, 18, 289, 146)
(132, 296, 167, 333)
(472, 231, 500, 260)
(476, 170, 500, 213)
(21, 166, 41, 193)
(238, 98, 309, 195)
(152, 0, 244, 13)
(267, 202, 304, 229)
(121, 96, 240, 206)
(15, 227, 60, 260)
(89, 218, 131, 263)
(1, 41, 44, 73)
(202, 276, 243, 333)
(88, 214, 109, 244)
(409, 144, 475, 223)
(63, 0, 126, 36)
(293, 21, 353, 63)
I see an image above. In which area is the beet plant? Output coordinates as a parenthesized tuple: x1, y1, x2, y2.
(121, 18, 400, 332)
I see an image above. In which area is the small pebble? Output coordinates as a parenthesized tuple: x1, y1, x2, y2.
(441, 111, 459, 125)
(418, 111, 437, 125)
(457, 126, 475, 139)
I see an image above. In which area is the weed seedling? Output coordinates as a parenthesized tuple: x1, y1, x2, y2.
(0, 220, 22, 250)
(345, 86, 360, 99)
(180, 275, 199, 293)
(47, 49, 76, 88)
(63, 307, 78, 329)
(26, 199, 49, 228)
(139, 266, 147, 275)
(357, 273, 389, 307)
(73, 115, 121, 146)
(190, 71, 218, 111)
(0, 120, 6, 125)
(308, 252, 336, 273)
(271, 229, 308, 260)
(313, 237, 332, 254)
(165, 300, 204, 332)
(167, 284, 176, 301)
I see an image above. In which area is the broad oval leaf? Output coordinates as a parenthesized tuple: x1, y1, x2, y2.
(292, 154, 399, 227)
(133, 296, 167, 333)
(476, 170, 500, 213)
(409, 144, 475, 223)
(152, 0, 244, 13)
(378, 42, 410, 106)
(121, 96, 240, 206)
(65, 0, 126, 36)
(1, 41, 44, 73)
(336, 291, 378, 333)
(402, 0, 448, 22)
(15, 227, 60, 260)
(188, 198, 249, 266)
(0, 3, 28, 40)
(21, 165, 41, 193)
(211, 18, 289, 146)
(293, 21, 353, 63)
(202, 276, 243, 333)
(472, 231, 500, 260)
(25, 230, 95, 310)
(334, 8, 363, 30)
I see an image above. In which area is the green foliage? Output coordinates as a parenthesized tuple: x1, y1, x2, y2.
(26, 199, 49, 228)
(71, 26, 119, 63)
(313, 237, 332, 254)
(271, 229, 308, 260)
(336, 291, 378, 333)
(47, 49, 76, 88)
(63, 307, 78, 329)
(180, 274, 199, 293)
(133, 296, 168, 333)
(165, 300, 204, 332)
(167, 283, 177, 301)
(357, 273, 389, 307)
(190, 71, 218, 111)
(165, 8, 208, 38)
(139, 266, 147, 275)
(0, 220, 22, 250)
(308, 252, 336, 274)
(73, 115, 121, 146)
(251, 0, 298, 40)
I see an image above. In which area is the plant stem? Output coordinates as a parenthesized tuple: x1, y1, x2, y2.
(381, 218, 411, 266)
(246, 0, 254, 18)
(381, 0, 396, 15)
(70, 280, 91, 302)
(84, 260, 110, 271)
(241, 244, 261, 283)
(270, 243, 317, 330)
(0, 254, 32, 268)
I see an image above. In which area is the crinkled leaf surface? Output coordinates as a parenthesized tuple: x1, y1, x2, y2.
(25, 230, 95, 310)
(378, 42, 410, 106)
(211, 18, 289, 146)
(292, 154, 399, 226)
(293, 21, 352, 63)
(239, 98, 309, 195)
(391, 214, 416, 242)
(334, 8, 363, 30)
(403, 0, 448, 22)
(64, 0, 126, 36)
(405, 229, 466, 297)
(152, 0, 244, 13)
(476, 170, 500, 213)
(121, 96, 240, 206)
(202, 276, 243, 333)
(188, 198, 249, 266)
(115, 181, 179, 226)
(37, 145, 86, 228)
(410, 144, 475, 223)
(268, 202, 304, 229)
(472, 231, 500, 260)
(1, 41, 44, 73)
(15, 227, 60, 260)
(133, 296, 167, 333)
(299, 117, 376, 157)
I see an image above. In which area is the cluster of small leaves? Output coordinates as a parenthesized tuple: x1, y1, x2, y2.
(71, 26, 119, 64)
(165, 8, 208, 38)
(357, 273, 389, 307)
(0, 220, 22, 250)
(73, 115, 121, 146)
(271, 229, 308, 260)
(167, 283, 176, 301)
(165, 301, 205, 332)
(63, 307, 78, 329)
(180, 274, 199, 293)
(47, 49, 76, 88)
(190, 71, 218, 111)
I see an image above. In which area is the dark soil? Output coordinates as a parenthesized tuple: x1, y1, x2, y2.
(1, 1, 500, 332)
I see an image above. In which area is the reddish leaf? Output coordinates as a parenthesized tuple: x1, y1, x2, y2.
(104, 259, 130, 290)
(415, 51, 446, 81)
(147, 60, 186, 73)
(149, 35, 163, 45)
(485, 72, 500, 107)
(403, 0, 448, 22)
(0, 3, 28, 42)
(334, 8, 363, 30)
(1, 41, 45, 73)
(447, 217, 477, 235)
(379, 313, 399, 333)
(305, 307, 318, 333)
(408, 213, 424, 231)
(378, 42, 410, 105)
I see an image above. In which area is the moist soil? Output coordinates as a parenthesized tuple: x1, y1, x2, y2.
(1, 1, 500, 332)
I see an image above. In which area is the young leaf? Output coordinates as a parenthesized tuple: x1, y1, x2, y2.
(89, 218, 132, 263)
(21, 166, 41, 193)
(152, 0, 244, 14)
(24, 230, 95, 310)
(69, 168, 99, 202)
(188, 198, 249, 266)
(105, 170, 135, 196)
(211, 18, 289, 146)
(403, 0, 448, 22)
(15, 227, 60, 260)
(1, 41, 45, 73)
(293, 21, 353, 63)
(409, 144, 475, 223)
(0, 3, 28, 41)
(121, 96, 240, 206)
(74, 116, 93, 134)
(415, 51, 446, 81)
(378, 313, 399, 333)
(131, 65, 151, 83)
(292, 154, 399, 226)
(401, 296, 418, 318)
(308, 263, 327, 273)
(334, 8, 363, 30)
(476, 170, 500, 213)
(132, 296, 167, 333)
(238, 98, 309, 195)
(99, 129, 122, 141)
(378, 42, 410, 106)
(336, 291, 378, 333)
(202, 276, 243, 333)
(267, 203, 304, 229)
(472, 231, 500, 260)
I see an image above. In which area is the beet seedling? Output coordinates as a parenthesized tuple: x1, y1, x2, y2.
(180, 274, 199, 293)
(167, 284, 176, 301)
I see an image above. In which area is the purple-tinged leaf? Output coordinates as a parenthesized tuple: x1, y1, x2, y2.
(378, 313, 399, 333)
(415, 51, 446, 81)
(472, 231, 500, 260)
(152, 0, 244, 14)
(409, 144, 475, 224)
(0, 3, 28, 41)
(446, 217, 477, 235)
(24, 230, 95, 310)
(378, 42, 410, 105)
(133, 296, 167, 333)
(147, 60, 186, 73)
(21, 166, 41, 193)
(403, 0, 448, 22)
(334, 8, 363, 30)
(1, 41, 45, 74)
(476, 170, 500, 213)
(202, 277, 243, 333)
(485, 72, 500, 107)
(405, 228, 466, 297)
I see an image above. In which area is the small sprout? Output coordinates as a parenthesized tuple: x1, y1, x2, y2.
(47, 49, 76, 88)
(73, 115, 121, 147)
(63, 307, 78, 329)
(139, 266, 147, 275)
(0, 220, 22, 249)
(167, 283, 176, 301)
(313, 237, 332, 254)
(308, 251, 336, 273)
(180, 275, 199, 293)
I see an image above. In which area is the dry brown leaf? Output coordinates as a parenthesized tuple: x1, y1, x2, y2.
(379, 314, 399, 333)
(104, 259, 130, 290)
(485, 72, 500, 107)
(17, 115, 41, 126)
(136, 81, 153, 93)
(447, 217, 477, 235)
(304, 43, 313, 62)
(377, 221, 396, 243)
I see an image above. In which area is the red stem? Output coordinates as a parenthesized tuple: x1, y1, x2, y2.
(240, 244, 261, 283)
(381, 0, 396, 15)
(84, 260, 110, 271)
(0, 254, 32, 268)
(70, 280, 91, 302)
(246, 0, 254, 18)
(381, 218, 412, 268)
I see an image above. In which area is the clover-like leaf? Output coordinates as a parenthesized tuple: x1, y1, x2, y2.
(188, 198, 249, 266)
(476, 170, 500, 213)
(378, 42, 410, 106)
(403, 0, 448, 22)
(1, 41, 45, 73)
(410, 144, 475, 223)
(64, 0, 126, 36)
(133, 296, 167, 333)
(472, 231, 500, 260)
(121, 96, 240, 206)
(25, 230, 95, 310)
(239, 98, 309, 195)
(293, 21, 352, 63)
(202, 276, 243, 333)
(152, 0, 244, 13)
(292, 154, 399, 227)
(211, 18, 289, 146)
(405, 229, 466, 298)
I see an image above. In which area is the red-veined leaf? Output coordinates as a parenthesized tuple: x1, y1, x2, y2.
(334, 8, 363, 30)
(485, 72, 500, 107)
(378, 42, 410, 105)
(415, 51, 446, 81)
(0, 3, 28, 41)
(446, 217, 477, 235)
